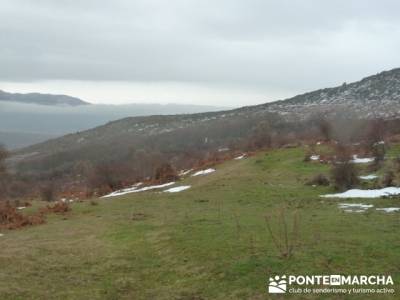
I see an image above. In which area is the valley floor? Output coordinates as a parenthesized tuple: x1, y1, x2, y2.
(0, 147, 399, 299)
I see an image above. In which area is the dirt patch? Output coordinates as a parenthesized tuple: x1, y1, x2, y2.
(130, 212, 148, 221)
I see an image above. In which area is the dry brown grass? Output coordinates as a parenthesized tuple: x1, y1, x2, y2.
(0, 201, 71, 230)
(0, 202, 45, 230)
(40, 202, 71, 214)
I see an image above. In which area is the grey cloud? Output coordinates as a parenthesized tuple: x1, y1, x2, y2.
(1, 0, 400, 93)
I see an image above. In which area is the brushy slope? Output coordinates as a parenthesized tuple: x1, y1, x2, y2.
(0, 147, 399, 299)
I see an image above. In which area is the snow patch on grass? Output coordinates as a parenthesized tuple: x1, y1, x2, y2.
(191, 168, 216, 176)
(338, 203, 374, 209)
(179, 169, 193, 176)
(338, 203, 373, 213)
(322, 187, 400, 198)
(234, 154, 246, 160)
(376, 207, 400, 213)
(61, 198, 75, 203)
(103, 182, 173, 198)
(351, 155, 374, 164)
(164, 186, 191, 193)
(359, 174, 378, 180)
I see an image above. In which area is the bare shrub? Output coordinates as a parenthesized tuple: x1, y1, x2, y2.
(0, 202, 45, 230)
(382, 170, 395, 187)
(40, 182, 57, 202)
(334, 143, 352, 163)
(317, 118, 333, 141)
(365, 119, 386, 146)
(331, 162, 359, 191)
(306, 174, 330, 186)
(154, 163, 179, 183)
(265, 209, 300, 259)
(0, 145, 9, 200)
(331, 144, 359, 191)
(0, 145, 8, 173)
(7, 180, 33, 199)
(88, 163, 126, 192)
(372, 143, 386, 163)
(41, 202, 70, 214)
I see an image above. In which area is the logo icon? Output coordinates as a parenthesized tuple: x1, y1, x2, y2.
(330, 275, 341, 286)
(268, 275, 287, 293)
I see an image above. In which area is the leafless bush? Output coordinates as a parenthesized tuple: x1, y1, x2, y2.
(0, 202, 45, 230)
(265, 208, 300, 259)
(372, 143, 386, 163)
(382, 170, 395, 187)
(331, 144, 359, 191)
(40, 182, 57, 202)
(0, 145, 8, 173)
(88, 163, 126, 192)
(154, 163, 179, 183)
(0, 145, 9, 200)
(317, 118, 333, 141)
(365, 119, 386, 146)
(331, 162, 359, 191)
(41, 202, 70, 214)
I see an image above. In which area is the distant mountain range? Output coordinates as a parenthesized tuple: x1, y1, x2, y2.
(10, 67, 400, 176)
(0, 90, 90, 106)
(0, 91, 228, 149)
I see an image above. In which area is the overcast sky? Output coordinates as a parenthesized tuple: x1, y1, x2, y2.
(1, 0, 400, 106)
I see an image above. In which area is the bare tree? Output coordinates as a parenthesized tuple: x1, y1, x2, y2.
(0, 145, 9, 200)
(317, 118, 333, 141)
(40, 181, 57, 202)
(154, 163, 179, 183)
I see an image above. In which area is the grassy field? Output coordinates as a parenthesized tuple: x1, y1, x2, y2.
(0, 147, 399, 299)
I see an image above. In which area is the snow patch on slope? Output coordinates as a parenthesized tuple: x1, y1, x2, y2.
(376, 207, 400, 213)
(164, 186, 191, 193)
(321, 187, 400, 198)
(102, 182, 174, 198)
(191, 168, 216, 176)
(351, 155, 374, 164)
(359, 174, 378, 180)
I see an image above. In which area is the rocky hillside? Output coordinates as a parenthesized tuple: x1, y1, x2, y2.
(258, 67, 400, 119)
(10, 68, 400, 175)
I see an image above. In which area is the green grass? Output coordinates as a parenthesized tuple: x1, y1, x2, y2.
(0, 147, 399, 299)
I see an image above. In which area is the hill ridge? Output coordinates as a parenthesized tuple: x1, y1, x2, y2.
(0, 89, 90, 106)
